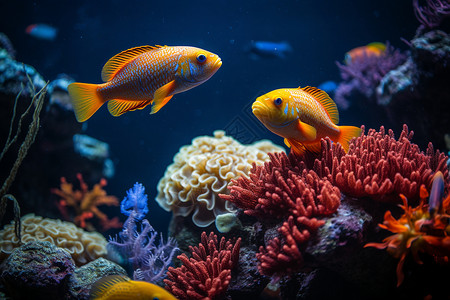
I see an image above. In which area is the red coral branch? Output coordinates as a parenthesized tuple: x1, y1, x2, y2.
(311, 125, 448, 202)
(256, 215, 325, 276)
(164, 232, 241, 300)
(221, 152, 340, 219)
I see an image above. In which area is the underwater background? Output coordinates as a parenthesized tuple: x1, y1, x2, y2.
(0, 0, 449, 299)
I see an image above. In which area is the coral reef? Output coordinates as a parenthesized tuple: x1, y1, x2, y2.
(0, 241, 127, 300)
(413, 0, 450, 31)
(109, 183, 178, 285)
(221, 151, 340, 277)
(365, 173, 450, 286)
(51, 173, 121, 231)
(0, 214, 107, 266)
(164, 232, 241, 300)
(0, 241, 75, 299)
(156, 130, 283, 228)
(67, 257, 128, 299)
(309, 125, 448, 202)
(334, 43, 406, 110)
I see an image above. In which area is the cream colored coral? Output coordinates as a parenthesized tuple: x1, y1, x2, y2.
(156, 130, 284, 227)
(0, 214, 107, 266)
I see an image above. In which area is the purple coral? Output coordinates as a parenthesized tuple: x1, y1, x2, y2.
(413, 0, 450, 30)
(109, 183, 178, 284)
(334, 43, 406, 109)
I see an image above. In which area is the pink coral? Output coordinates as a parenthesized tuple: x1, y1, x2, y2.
(310, 124, 448, 202)
(220, 152, 340, 277)
(221, 152, 340, 219)
(164, 232, 241, 300)
(256, 215, 325, 276)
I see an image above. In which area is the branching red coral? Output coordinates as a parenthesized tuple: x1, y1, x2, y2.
(51, 173, 121, 231)
(310, 124, 449, 202)
(164, 232, 241, 300)
(365, 172, 450, 286)
(221, 152, 340, 219)
(256, 215, 325, 276)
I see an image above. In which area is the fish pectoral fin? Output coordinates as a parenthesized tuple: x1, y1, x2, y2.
(296, 120, 317, 141)
(107, 99, 151, 117)
(285, 138, 306, 156)
(151, 80, 176, 114)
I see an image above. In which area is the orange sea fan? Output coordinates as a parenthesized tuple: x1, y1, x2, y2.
(51, 173, 122, 231)
(365, 180, 450, 286)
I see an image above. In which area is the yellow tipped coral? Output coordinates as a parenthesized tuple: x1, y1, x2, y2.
(365, 172, 450, 286)
(156, 130, 284, 227)
(0, 214, 108, 266)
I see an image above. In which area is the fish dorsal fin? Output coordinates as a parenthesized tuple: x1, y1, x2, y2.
(90, 275, 130, 299)
(101, 45, 165, 82)
(367, 42, 386, 52)
(107, 99, 151, 116)
(300, 86, 339, 124)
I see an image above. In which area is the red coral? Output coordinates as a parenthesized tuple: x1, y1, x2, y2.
(164, 232, 241, 300)
(221, 152, 340, 219)
(311, 124, 449, 202)
(51, 173, 122, 231)
(256, 215, 325, 276)
(220, 152, 340, 277)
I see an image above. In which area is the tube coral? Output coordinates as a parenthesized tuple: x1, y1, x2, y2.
(310, 124, 448, 203)
(413, 0, 450, 30)
(164, 232, 241, 300)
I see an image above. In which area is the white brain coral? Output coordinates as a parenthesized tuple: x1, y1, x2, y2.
(0, 214, 107, 266)
(156, 130, 284, 227)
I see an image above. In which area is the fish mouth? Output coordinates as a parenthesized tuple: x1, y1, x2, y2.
(213, 57, 222, 69)
(252, 100, 269, 119)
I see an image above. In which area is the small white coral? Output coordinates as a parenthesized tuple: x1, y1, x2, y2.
(156, 130, 284, 227)
(0, 214, 107, 266)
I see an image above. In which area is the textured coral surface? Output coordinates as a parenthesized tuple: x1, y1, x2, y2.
(156, 130, 283, 227)
(0, 214, 107, 265)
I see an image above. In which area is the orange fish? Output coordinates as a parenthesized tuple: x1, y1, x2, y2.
(252, 86, 361, 155)
(68, 45, 222, 122)
(344, 42, 386, 64)
(90, 275, 178, 300)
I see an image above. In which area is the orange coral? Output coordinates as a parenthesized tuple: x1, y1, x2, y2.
(365, 172, 450, 286)
(52, 173, 122, 231)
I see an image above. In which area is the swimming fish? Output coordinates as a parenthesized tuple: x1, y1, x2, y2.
(246, 40, 293, 60)
(317, 80, 338, 95)
(25, 24, 58, 41)
(252, 86, 361, 155)
(89, 275, 178, 300)
(68, 45, 222, 122)
(344, 42, 386, 64)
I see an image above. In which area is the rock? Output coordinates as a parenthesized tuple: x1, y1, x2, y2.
(66, 257, 127, 299)
(0, 241, 75, 299)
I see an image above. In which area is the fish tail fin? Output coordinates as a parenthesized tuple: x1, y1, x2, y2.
(68, 82, 104, 122)
(336, 126, 362, 152)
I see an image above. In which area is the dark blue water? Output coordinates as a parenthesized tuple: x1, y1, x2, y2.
(0, 0, 418, 232)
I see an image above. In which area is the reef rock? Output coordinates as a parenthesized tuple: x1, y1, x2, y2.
(0, 241, 75, 299)
(67, 257, 127, 299)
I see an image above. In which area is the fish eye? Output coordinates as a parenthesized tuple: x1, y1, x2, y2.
(152, 298, 159, 300)
(196, 53, 207, 63)
(274, 97, 283, 105)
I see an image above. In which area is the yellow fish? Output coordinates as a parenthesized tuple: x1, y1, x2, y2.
(252, 86, 361, 155)
(89, 275, 178, 300)
(344, 42, 386, 64)
(68, 45, 222, 122)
